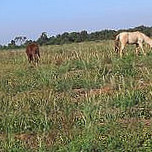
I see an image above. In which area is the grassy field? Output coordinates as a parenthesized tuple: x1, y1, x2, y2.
(0, 40, 152, 151)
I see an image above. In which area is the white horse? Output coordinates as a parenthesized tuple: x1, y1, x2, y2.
(115, 31, 152, 57)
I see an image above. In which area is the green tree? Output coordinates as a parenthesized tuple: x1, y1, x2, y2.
(14, 36, 27, 46)
(37, 32, 49, 45)
(8, 40, 16, 48)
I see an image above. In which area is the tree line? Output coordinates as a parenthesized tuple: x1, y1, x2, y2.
(1, 25, 152, 50)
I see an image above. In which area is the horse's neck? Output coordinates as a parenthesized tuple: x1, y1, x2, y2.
(143, 35, 152, 45)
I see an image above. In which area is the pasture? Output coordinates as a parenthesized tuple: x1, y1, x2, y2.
(0, 41, 152, 151)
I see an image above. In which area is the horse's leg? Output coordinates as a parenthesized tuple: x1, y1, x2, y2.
(138, 42, 146, 56)
(28, 57, 31, 63)
(115, 40, 119, 53)
(120, 43, 125, 57)
(35, 54, 39, 66)
(28, 55, 32, 63)
(135, 44, 139, 55)
(30, 54, 34, 65)
(35, 56, 38, 66)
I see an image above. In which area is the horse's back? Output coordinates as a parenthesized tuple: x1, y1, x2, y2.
(128, 31, 145, 43)
(116, 32, 129, 43)
(26, 43, 39, 55)
(116, 31, 144, 44)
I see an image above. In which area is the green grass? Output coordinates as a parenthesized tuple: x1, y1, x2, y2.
(0, 41, 152, 151)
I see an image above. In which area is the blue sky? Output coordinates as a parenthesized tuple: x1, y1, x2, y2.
(0, 0, 152, 45)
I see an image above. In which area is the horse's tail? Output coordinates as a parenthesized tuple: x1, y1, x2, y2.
(114, 34, 120, 53)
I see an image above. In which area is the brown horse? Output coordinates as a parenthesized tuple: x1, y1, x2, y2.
(26, 43, 40, 65)
(115, 31, 152, 57)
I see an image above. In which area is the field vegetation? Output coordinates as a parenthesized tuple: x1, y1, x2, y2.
(0, 40, 152, 151)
